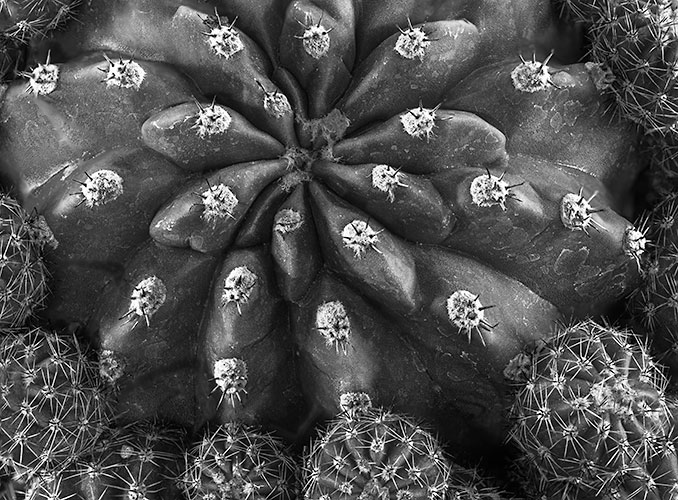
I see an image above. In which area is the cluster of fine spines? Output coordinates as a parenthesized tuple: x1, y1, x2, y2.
(0, 0, 80, 80)
(628, 195, 678, 373)
(302, 407, 451, 500)
(0, 194, 53, 328)
(181, 422, 297, 500)
(25, 421, 185, 500)
(508, 320, 677, 499)
(0, 327, 110, 482)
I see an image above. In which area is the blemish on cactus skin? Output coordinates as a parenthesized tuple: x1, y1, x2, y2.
(78, 170, 124, 208)
(560, 189, 603, 233)
(316, 301, 351, 354)
(212, 358, 248, 406)
(101, 56, 145, 90)
(202, 15, 244, 59)
(274, 209, 303, 234)
(511, 52, 554, 93)
(341, 220, 381, 258)
(193, 101, 232, 138)
(394, 20, 432, 60)
(124, 276, 166, 326)
(446, 290, 494, 345)
(220, 266, 257, 314)
(297, 14, 332, 59)
(199, 183, 238, 223)
(400, 105, 438, 141)
(371, 165, 407, 202)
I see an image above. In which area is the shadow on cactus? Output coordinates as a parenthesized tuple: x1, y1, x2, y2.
(0, 0, 646, 455)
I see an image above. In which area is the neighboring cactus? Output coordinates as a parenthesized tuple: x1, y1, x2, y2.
(508, 320, 678, 499)
(0, 193, 52, 328)
(24, 421, 185, 500)
(181, 422, 297, 500)
(0, 0, 80, 80)
(302, 407, 451, 500)
(0, 327, 110, 481)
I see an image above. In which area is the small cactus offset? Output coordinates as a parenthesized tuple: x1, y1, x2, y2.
(302, 406, 451, 500)
(181, 422, 297, 500)
(508, 320, 678, 500)
(0, 193, 51, 328)
(0, 327, 110, 481)
(24, 421, 185, 500)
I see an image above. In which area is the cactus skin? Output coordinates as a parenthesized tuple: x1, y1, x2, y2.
(0, 0, 80, 80)
(0, 193, 51, 328)
(302, 407, 451, 500)
(181, 422, 297, 500)
(0, 327, 110, 481)
(24, 421, 185, 500)
(0, 0, 646, 455)
(509, 320, 678, 500)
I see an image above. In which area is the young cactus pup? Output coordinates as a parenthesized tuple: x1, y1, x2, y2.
(509, 320, 677, 499)
(0, 327, 110, 480)
(181, 422, 297, 500)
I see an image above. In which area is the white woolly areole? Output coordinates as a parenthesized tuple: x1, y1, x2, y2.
(102, 58, 145, 90)
(394, 26, 431, 60)
(129, 276, 166, 323)
(27, 63, 59, 95)
(371, 165, 407, 202)
(221, 266, 257, 314)
(213, 358, 248, 405)
(300, 23, 331, 59)
(99, 350, 124, 385)
(341, 220, 380, 258)
(510, 59, 551, 93)
(400, 105, 437, 141)
(119, 445, 135, 460)
(339, 392, 372, 417)
(194, 104, 232, 138)
(316, 301, 351, 354)
(200, 183, 238, 222)
(560, 192, 595, 231)
(263, 91, 292, 119)
(205, 24, 244, 59)
(274, 208, 303, 234)
(446, 290, 484, 333)
(80, 170, 124, 208)
(470, 174, 510, 210)
(622, 226, 647, 260)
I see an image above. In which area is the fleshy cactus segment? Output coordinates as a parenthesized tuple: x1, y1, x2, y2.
(0, 328, 109, 479)
(509, 320, 678, 499)
(302, 408, 451, 500)
(78, 169, 124, 208)
(212, 357, 248, 407)
(182, 423, 297, 500)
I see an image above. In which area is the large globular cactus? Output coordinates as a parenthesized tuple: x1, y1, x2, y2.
(0, 0, 646, 457)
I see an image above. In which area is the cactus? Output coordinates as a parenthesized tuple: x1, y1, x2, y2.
(181, 422, 297, 500)
(0, 327, 110, 481)
(0, 0, 648, 456)
(508, 320, 678, 499)
(0, 193, 52, 328)
(24, 421, 185, 500)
